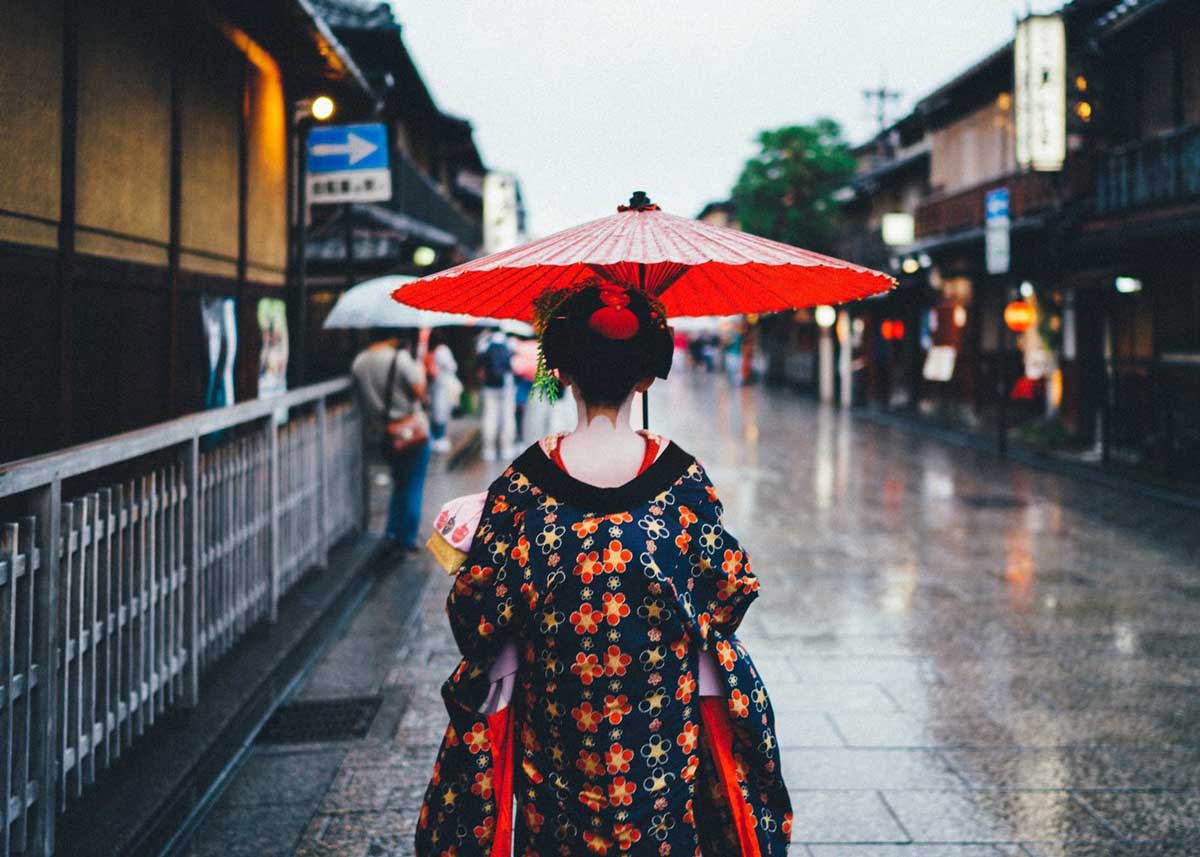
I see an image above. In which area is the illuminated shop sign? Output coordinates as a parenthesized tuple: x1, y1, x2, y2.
(1015, 13, 1066, 172)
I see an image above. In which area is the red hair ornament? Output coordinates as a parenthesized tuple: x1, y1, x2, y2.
(588, 285, 640, 340)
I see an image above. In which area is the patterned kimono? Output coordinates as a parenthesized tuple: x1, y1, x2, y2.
(416, 439, 791, 856)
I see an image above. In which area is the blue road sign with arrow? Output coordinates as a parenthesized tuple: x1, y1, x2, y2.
(985, 187, 1010, 274)
(306, 123, 391, 203)
(985, 188, 1010, 223)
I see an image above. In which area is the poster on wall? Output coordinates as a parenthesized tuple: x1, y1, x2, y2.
(923, 345, 957, 382)
(201, 296, 238, 411)
(257, 298, 289, 398)
(257, 298, 290, 424)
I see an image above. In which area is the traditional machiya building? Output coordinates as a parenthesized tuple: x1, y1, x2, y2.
(906, 40, 1065, 433)
(835, 0, 1199, 489)
(1065, 0, 1200, 480)
(0, 0, 375, 462)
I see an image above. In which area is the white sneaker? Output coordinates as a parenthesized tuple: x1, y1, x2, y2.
(431, 438, 452, 453)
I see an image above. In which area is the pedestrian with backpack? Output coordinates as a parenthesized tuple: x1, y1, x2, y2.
(476, 329, 516, 461)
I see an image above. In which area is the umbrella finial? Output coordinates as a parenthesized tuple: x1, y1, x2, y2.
(619, 191, 659, 212)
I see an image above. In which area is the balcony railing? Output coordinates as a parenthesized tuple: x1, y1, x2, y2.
(915, 171, 1059, 239)
(1095, 123, 1200, 216)
(0, 378, 363, 857)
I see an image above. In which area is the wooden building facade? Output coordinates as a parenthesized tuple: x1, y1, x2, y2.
(0, 0, 378, 462)
(836, 0, 1200, 487)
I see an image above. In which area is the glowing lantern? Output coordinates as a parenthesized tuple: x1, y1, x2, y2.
(881, 320, 906, 341)
(1004, 300, 1036, 333)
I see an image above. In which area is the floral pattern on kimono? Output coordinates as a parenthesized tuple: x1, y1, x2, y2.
(415, 441, 792, 856)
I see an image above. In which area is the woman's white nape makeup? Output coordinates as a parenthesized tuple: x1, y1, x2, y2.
(555, 377, 656, 488)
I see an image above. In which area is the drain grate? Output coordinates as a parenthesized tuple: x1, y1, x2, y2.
(259, 695, 383, 744)
(960, 494, 1025, 510)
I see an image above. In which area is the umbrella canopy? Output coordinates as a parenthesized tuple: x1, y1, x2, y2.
(392, 193, 894, 322)
(323, 275, 479, 329)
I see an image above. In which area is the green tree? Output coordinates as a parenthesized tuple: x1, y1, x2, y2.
(732, 119, 856, 253)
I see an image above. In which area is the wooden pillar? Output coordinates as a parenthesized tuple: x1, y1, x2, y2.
(236, 56, 251, 402)
(166, 5, 184, 418)
(56, 0, 80, 448)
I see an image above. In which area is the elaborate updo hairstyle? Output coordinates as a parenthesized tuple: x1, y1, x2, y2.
(538, 281, 673, 409)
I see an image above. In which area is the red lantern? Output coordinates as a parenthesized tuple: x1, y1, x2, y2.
(1004, 300, 1036, 333)
(880, 320, 905, 341)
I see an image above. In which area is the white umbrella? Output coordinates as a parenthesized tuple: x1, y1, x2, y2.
(499, 319, 535, 337)
(323, 275, 480, 329)
(668, 315, 726, 334)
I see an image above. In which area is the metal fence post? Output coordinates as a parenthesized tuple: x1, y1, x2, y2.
(30, 480, 61, 856)
(265, 417, 280, 622)
(316, 399, 329, 567)
(184, 436, 200, 706)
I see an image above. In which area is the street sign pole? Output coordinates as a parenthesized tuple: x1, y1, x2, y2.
(985, 188, 1011, 456)
(997, 292, 1008, 457)
(299, 122, 391, 380)
(344, 202, 355, 291)
(296, 122, 310, 385)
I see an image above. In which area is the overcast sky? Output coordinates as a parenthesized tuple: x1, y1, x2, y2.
(391, 1, 1054, 236)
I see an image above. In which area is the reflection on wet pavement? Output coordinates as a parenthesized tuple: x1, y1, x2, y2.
(281, 373, 1198, 856)
(655, 374, 1200, 854)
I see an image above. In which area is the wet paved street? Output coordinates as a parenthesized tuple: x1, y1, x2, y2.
(192, 372, 1200, 856)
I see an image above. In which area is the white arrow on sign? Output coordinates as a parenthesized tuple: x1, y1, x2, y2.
(311, 132, 378, 165)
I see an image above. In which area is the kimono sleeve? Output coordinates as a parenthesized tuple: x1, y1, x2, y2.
(445, 492, 531, 662)
(680, 473, 760, 643)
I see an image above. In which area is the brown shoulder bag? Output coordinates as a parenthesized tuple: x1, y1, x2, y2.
(382, 348, 428, 457)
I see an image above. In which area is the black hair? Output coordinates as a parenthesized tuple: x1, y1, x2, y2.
(540, 285, 673, 408)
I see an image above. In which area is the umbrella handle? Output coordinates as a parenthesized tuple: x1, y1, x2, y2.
(642, 390, 649, 431)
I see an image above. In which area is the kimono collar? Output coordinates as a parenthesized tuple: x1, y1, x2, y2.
(511, 440, 695, 515)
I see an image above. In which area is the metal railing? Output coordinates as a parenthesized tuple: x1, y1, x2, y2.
(0, 378, 363, 857)
(1095, 123, 1200, 215)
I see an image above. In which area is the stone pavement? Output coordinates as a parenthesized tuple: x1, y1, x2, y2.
(188, 373, 1200, 857)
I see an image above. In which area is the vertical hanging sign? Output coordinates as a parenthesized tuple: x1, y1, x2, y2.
(1015, 13, 1067, 172)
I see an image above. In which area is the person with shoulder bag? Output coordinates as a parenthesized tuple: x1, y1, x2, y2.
(351, 331, 431, 552)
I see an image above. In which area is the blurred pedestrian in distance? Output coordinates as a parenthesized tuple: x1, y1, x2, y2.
(351, 330, 430, 551)
(425, 331, 462, 454)
(724, 330, 744, 385)
(476, 329, 516, 461)
(510, 335, 539, 441)
(688, 333, 717, 371)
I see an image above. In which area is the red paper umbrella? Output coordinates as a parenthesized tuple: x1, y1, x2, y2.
(393, 192, 894, 320)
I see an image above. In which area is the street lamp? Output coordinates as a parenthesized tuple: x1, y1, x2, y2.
(310, 95, 335, 121)
(815, 305, 837, 403)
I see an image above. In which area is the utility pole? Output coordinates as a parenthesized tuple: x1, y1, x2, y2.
(863, 82, 902, 162)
